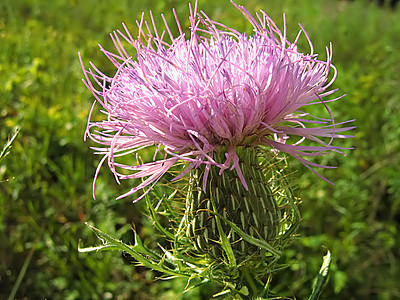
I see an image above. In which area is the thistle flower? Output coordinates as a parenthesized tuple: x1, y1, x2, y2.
(80, 1, 354, 201)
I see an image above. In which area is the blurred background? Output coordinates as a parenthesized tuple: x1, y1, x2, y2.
(1, 0, 399, 299)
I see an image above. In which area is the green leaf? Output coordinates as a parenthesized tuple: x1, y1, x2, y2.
(0, 128, 19, 163)
(308, 249, 331, 300)
(81, 223, 190, 278)
(211, 189, 237, 268)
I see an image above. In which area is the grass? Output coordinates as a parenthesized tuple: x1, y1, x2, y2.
(1, 0, 399, 298)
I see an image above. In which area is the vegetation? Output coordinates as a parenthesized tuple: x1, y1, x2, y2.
(1, 0, 399, 298)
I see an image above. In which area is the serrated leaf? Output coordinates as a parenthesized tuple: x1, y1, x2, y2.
(83, 223, 190, 278)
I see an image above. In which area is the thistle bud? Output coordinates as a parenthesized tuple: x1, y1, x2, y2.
(186, 147, 281, 262)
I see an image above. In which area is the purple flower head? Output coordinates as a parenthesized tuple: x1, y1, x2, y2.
(80, 1, 354, 201)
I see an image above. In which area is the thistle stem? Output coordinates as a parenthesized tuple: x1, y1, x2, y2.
(242, 267, 259, 297)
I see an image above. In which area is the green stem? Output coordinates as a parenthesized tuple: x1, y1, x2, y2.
(8, 240, 36, 300)
(242, 267, 259, 298)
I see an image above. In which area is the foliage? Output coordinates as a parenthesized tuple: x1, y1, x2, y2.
(0, 0, 399, 299)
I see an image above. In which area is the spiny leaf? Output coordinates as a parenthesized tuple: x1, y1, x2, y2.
(83, 223, 190, 278)
(145, 190, 175, 240)
(77, 241, 116, 253)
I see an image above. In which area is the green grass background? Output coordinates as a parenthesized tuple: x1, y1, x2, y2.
(1, 0, 399, 299)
